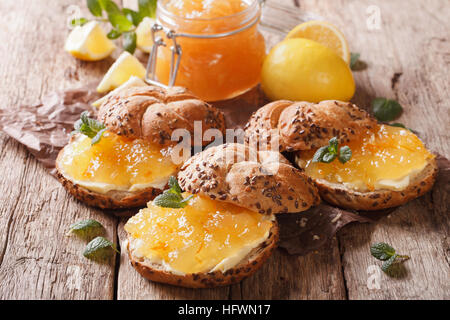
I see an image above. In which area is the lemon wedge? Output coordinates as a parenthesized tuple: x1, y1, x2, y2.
(136, 17, 155, 53)
(92, 76, 148, 108)
(64, 21, 116, 61)
(285, 20, 350, 64)
(96, 52, 147, 93)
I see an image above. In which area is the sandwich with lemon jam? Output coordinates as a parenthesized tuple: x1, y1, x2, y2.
(244, 100, 437, 211)
(124, 143, 320, 288)
(56, 86, 225, 209)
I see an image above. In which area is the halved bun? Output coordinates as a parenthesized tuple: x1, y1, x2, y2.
(126, 222, 279, 288)
(56, 85, 225, 209)
(178, 143, 320, 214)
(245, 100, 438, 211)
(311, 159, 438, 211)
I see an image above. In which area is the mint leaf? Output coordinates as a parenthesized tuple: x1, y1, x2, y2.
(83, 236, 119, 261)
(138, 0, 157, 19)
(372, 98, 403, 122)
(371, 242, 410, 276)
(312, 137, 352, 164)
(100, 0, 133, 32)
(322, 152, 337, 163)
(87, 0, 103, 17)
(168, 176, 182, 194)
(123, 8, 142, 26)
(108, 13, 134, 32)
(153, 176, 192, 208)
(123, 31, 137, 54)
(107, 29, 122, 39)
(381, 253, 398, 272)
(68, 219, 104, 240)
(73, 111, 106, 145)
(91, 128, 107, 145)
(328, 137, 339, 154)
(371, 242, 396, 261)
(339, 146, 352, 164)
(70, 18, 89, 27)
(350, 52, 360, 70)
(312, 146, 329, 163)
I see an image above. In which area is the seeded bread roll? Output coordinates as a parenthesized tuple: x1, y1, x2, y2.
(127, 222, 279, 288)
(244, 100, 438, 211)
(56, 85, 226, 209)
(98, 86, 226, 147)
(244, 100, 376, 152)
(178, 143, 320, 214)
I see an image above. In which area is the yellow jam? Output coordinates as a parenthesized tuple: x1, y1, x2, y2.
(157, 0, 266, 101)
(165, 0, 248, 19)
(60, 131, 178, 193)
(124, 194, 273, 274)
(298, 125, 434, 191)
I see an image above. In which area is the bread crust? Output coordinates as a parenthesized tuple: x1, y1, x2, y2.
(127, 222, 279, 288)
(98, 86, 226, 147)
(178, 143, 320, 214)
(55, 150, 162, 209)
(245, 100, 376, 152)
(313, 159, 438, 210)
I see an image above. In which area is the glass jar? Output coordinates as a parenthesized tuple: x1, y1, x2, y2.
(153, 0, 266, 102)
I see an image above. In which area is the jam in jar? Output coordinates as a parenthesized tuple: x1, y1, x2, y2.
(155, 0, 266, 101)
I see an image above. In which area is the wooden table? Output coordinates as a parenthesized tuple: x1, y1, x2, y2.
(0, 0, 448, 300)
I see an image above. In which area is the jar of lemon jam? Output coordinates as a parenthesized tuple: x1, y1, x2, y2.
(152, 0, 266, 101)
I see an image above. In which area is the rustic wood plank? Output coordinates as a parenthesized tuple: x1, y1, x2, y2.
(0, 0, 119, 299)
(240, 239, 346, 300)
(299, 0, 449, 299)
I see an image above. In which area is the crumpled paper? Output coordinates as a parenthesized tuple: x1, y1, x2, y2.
(0, 83, 100, 175)
(0, 85, 448, 256)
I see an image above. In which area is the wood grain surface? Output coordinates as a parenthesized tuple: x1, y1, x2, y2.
(0, 0, 448, 300)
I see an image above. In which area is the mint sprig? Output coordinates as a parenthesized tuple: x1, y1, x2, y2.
(312, 137, 352, 164)
(73, 111, 107, 145)
(350, 52, 360, 70)
(68, 219, 104, 240)
(71, 0, 157, 54)
(83, 236, 119, 261)
(153, 176, 193, 208)
(372, 98, 403, 122)
(371, 242, 410, 276)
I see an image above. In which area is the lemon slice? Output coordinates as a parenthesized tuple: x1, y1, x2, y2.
(96, 52, 147, 93)
(64, 21, 116, 61)
(285, 20, 350, 64)
(136, 17, 156, 53)
(92, 76, 148, 108)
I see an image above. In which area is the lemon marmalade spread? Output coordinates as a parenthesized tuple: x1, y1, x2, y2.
(156, 0, 266, 101)
(59, 131, 178, 193)
(124, 194, 273, 274)
(297, 125, 434, 191)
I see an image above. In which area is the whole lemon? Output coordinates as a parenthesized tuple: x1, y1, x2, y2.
(261, 38, 355, 102)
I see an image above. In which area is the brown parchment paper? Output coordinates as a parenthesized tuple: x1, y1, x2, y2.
(0, 85, 448, 256)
